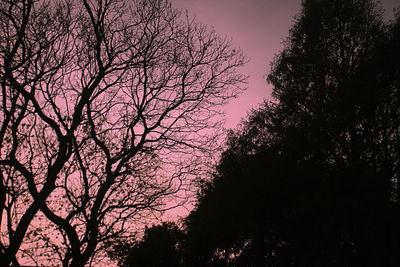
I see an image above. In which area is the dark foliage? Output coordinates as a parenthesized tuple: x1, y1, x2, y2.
(122, 222, 184, 267)
(184, 0, 400, 266)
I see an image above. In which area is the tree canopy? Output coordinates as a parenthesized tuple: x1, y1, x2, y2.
(0, 0, 246, 265)
(184, 0, 400, 266)
(116, 222, 184, 267)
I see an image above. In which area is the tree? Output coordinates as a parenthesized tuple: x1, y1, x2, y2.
(184, 108, 310, 266)
(0, 0, 246, 265)
(185, 0, 400, 266)
(117, 222, 184, 267)
(268, 0, 400, 175)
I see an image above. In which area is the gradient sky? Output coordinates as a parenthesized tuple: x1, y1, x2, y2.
(171, 0, 400, 129)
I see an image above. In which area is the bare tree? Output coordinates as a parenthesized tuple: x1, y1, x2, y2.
(0, 0, 246, 265)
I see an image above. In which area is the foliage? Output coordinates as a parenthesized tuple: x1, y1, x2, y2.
(184, 0, 400, 266)
(0, 0, 246, 265)
(117, 222, 184, 267)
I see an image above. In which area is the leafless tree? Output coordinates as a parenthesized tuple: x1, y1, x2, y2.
(0, 0, 246, 265)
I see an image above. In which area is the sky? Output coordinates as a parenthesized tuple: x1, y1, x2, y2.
(171, 0, 400, 129)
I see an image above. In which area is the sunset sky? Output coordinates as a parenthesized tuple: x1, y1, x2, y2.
(171, 0, 400, 129)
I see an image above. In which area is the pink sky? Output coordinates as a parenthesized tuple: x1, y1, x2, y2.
(171, 0, 400, 129)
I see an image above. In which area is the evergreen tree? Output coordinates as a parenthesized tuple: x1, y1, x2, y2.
(185, 0, 400, 266)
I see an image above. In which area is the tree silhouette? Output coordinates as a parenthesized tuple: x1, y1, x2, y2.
(0, 0, 246, 265)
(119, 222, 184, 267)
(185, 0, 400, 266)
